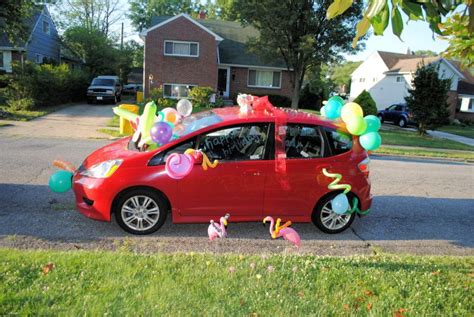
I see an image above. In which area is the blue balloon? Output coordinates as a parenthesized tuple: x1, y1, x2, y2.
(325, 100, 342, 120)
(359, 131, 382, 151)
(364, 115, 381, 133)
(328, 95, 344, 106)
(332, 193, 350, 214)
(49, 170, 73, 193)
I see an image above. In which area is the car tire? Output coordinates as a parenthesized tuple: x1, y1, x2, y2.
(117, 94, 122, 102)
(312, 192, 356, 234)
(87, 98, 93, 105)
(398, 117, 407, 128)
(377, 114, 384, 123)
(114, 188, 168, 235)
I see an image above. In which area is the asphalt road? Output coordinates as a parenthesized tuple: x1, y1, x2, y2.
(0, 135, 473, 256)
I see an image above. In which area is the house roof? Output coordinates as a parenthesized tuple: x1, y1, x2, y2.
(148, 15, 287, 69)
(0, 6, 44, 48)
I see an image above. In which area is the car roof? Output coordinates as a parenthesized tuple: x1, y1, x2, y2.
(211, 106, 339, 129)
(97, 76, 119, 80)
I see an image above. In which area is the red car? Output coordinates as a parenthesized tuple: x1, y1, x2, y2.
(73, 107, 372, 235)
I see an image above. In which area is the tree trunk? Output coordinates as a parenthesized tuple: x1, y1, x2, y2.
(291, 75, 301, 109)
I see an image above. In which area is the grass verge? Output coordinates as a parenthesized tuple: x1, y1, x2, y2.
(438, 125, 474, 139)
(379, 129, 474, 151)
(97, 128, 123, 138)
(374, 146, 474, 161)
(0, 104, 73, 121)
(0, 249, 472, 315)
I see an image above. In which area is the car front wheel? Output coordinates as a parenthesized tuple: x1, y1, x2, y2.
(114, 189, 167, 235)
(398, 117, 407, 128)
(377, 114, 384, 123)
(312, 193, 356, 234)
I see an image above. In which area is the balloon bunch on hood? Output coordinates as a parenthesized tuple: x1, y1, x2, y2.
(320, 96, 382, 151)
(113, 99, 193, 151)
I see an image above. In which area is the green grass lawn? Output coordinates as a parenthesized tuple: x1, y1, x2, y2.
(0, 104, 74, 121)
(374, 146, 474, 161)
(379, 129, 474, 151)
(438, 125, 474, 139)
(0, 249, 472, 315)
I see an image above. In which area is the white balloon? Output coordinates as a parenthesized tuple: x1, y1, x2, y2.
(177, 99, 193, 117)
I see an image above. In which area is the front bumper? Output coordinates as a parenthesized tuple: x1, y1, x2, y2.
(87, 93, 115, 101)
(73, 174, 114, 222)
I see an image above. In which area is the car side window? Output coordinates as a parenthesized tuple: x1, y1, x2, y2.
(284, 124, 324, 159)
(395, 105, 403, 111)
(148, 138, 196, 166)
(197, 124, 269, 161)
(387, 105, 397, 111)
(324, 128, 352, 156)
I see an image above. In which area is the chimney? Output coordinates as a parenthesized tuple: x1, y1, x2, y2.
(406, 47, 412, 55)
(198, 11, 206, 19)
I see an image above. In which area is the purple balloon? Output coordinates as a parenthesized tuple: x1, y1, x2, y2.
(151, 122, 173, 145)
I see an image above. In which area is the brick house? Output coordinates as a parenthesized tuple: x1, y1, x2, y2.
(140, 13, 293, 101)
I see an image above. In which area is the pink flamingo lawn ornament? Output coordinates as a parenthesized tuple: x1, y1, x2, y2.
(208, 213, 230, 241)
(263, 216, 301, 248)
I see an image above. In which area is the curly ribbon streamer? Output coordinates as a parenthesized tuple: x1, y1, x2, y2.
(52, 160, 76, 173)
(347, 197, 371, 216)
(322, 168, 351, 194)
(184, 149, 219, 171)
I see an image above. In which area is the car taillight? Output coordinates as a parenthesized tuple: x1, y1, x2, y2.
(358, 157, 370, 176)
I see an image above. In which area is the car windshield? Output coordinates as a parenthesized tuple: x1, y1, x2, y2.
(129, 110, 223, 152)
(92, 78, 115, 86)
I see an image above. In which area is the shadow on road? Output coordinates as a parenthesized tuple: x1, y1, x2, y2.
(0, 183, 472, 249)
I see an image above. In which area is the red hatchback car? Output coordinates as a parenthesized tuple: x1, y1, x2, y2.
(73, 107, 372, 235)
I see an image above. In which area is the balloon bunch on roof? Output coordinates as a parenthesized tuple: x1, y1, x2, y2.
(320, 96, 382, 151)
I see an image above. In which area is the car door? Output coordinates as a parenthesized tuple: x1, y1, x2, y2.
(177, 123, 272, 219)
(385, 105, 397, 121)
(263, 124, 333, 218)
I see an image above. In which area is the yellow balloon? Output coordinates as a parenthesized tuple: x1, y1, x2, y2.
(341, 102, 363, 122)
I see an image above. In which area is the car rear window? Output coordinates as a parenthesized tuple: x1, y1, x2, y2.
(284, 124, 324, 159)
(324, 128, 352, 156)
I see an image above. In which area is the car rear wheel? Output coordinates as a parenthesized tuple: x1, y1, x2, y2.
(114, 189, 167, 235)
(312, 193, 356, 234)
(377, 114, 384, 123)
(398, 117, 407, 128)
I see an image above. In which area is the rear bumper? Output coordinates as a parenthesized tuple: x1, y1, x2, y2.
(72, 174, 114, 222)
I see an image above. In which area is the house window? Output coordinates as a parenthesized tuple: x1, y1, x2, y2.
(248, 69, 281, 88)
(35, 54, 42, 64)
(359, 78, 365, 83)
(396, 76, 403, 82)
(42, 20, 50, 34)
(0, 52, 3, 68)
(164, 41, 199, 57)
(163, 84, 196, 98)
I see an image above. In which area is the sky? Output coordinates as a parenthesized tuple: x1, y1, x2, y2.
(58, 0, 450, 63)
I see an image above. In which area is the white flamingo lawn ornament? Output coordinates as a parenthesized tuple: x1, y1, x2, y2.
(208, 213, 230, 241)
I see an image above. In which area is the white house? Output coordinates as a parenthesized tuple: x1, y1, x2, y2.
(349, 51, 474, 122)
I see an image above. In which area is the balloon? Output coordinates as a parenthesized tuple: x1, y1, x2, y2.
(176, 99, 193, 117)
(150, 121, 173, 145)
(364, 115, 381, 133)
(341, 102, 363, 122)
(359, 131, 382, 151)
(324, 99, 342, 120)
(332, 193, 350, 215)
(162, 107, 180, 125)
(320, 106, 326, 117)
(165, 153, 194, 179)
(49, 170, 73, 193)
(328, 95, 344, 106)
(322, 168, 351, 194)
(345, 115, 367, 135)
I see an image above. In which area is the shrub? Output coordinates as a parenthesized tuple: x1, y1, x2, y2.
(4, 61, 89, 109)
(299, 85, 322, 110)
(148, 87, 178, 109)
(188, 86, 214, 108)
(354, 90, 377, 116)
(7, 98, 35, 111)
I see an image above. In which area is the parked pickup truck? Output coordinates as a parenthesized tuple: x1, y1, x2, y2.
(87, 76, 122, 104)
(377, 103, 415, 128)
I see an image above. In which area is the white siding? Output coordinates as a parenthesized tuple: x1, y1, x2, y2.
(350, 51, 389, 102)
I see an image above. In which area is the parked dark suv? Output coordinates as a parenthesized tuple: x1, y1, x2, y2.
(87, 76, 122, 104)
(377, 103, 415, 128)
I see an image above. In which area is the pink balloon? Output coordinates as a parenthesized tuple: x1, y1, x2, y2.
(165, 153, 194, 179)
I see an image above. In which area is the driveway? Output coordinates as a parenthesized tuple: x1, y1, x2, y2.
(0, 136, 472, 256)
(0, 103, 117, 139)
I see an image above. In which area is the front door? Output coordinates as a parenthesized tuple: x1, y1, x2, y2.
(177, 123, 272, 219)
(217, 68, 229, 97)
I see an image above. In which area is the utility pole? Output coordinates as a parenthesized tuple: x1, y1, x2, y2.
(120, 22, 124, 51)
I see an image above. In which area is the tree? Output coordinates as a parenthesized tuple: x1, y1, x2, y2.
(405, 64, 451, 135)
(440, 13, 473, 68)
(0, 0, 35, 45)
(354, 90, 377, 116)
(413, 50, 437, 57)
(329, 61, 361, 93)
(234, 0, 364, 108)
(128, 0, 194, 32)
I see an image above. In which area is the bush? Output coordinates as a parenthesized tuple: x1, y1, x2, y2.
(7, 98, 35, 111)
(188, 86, 214, 108)
(354, 90, 377, 116)
(4, 61, 89, 109)
(148, 87, 178, 109)
(299, 85, 322, 110)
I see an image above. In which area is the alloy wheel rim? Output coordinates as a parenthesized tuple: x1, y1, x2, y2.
(320, 201, 351, 230)
(121, 195, 160, 231)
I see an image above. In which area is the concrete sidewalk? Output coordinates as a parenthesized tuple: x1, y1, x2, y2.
(0, 103, 116, 139)
(427, 129, 474, 147)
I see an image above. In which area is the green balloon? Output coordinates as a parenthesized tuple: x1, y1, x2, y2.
(364, 115, 381, 133)
(49, 170, 73, 193)
(346, 115, 367, 136)
(360, 132, 382, 151)
(328, 95, 344, 107)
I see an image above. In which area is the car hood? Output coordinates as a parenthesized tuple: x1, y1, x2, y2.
(80, 137, 142, 168)
(88, 85, 115, 90)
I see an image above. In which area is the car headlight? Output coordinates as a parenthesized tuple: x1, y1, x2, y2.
(80, 159, 123, 178)
(87, 89, 93, 93)
(106, 90, 114, 95)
